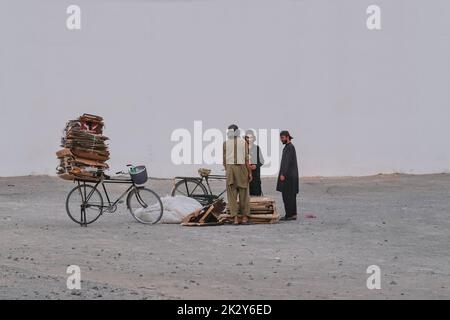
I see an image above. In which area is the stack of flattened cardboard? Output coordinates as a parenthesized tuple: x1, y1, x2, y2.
(219, 197, 280, 224)
(56, 114, 110, 181)
(181, 199, 226, 226)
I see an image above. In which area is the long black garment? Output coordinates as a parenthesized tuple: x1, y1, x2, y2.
(249, 145, 264, 196)
(276, 142, 299, 217)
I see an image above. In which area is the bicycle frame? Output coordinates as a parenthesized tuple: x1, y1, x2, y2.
(76, 177, 142, 211)
(203, 175, 227, 198)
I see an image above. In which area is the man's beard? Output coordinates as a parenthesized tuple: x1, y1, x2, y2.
(282, 140, 287, 145)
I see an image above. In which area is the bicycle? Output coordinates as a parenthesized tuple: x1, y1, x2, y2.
(65, 165, 163, 226)
(171, 168, 226, 206)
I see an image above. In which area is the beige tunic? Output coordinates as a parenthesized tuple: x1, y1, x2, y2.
(223, 137, 250, 216)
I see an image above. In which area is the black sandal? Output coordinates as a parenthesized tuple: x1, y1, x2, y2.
(280, 215, 297, 221)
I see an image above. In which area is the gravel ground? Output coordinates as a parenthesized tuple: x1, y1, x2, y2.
(0, 174, 449, 300)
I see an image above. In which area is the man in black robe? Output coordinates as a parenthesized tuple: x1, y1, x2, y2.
(276, 130, 299, 221)
(245, 130, 265, 196)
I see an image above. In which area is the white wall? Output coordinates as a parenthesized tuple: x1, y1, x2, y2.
(1, 0, 449, 178)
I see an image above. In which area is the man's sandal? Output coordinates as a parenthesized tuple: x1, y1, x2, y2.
(280, 215, 297, 221)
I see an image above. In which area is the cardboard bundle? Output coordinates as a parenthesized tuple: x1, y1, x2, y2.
(181, 199, 226, 226)
(56, 114, 110, 181)
(219, 197, 280, 224)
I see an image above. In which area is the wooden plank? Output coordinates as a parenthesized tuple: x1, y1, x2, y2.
(181, 221, 222, 227)
(199, 205, 215, 223)
(219, 214, 278, 220)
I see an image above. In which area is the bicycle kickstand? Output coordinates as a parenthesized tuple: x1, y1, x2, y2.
(80, 208, 88, 227)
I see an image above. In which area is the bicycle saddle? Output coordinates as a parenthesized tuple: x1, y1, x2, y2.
(198, 168, 211, 177)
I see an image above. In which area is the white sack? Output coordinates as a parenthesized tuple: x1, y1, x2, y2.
(134, 195, 202, 224)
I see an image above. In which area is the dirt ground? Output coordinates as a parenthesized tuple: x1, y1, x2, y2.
(0, 174, 449, 300)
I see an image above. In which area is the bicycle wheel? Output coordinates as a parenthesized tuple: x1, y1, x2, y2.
(127, 187, 163, 224)
(171, 179, 209, 203)
(66, 184, 103, 225)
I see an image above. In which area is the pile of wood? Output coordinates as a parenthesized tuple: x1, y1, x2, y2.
(219, 197, 280, 224)
(181, 199, 226, 226)
(56, 114, 110, 181)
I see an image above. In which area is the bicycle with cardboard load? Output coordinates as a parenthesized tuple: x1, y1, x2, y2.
(65, 165, 163, 226)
